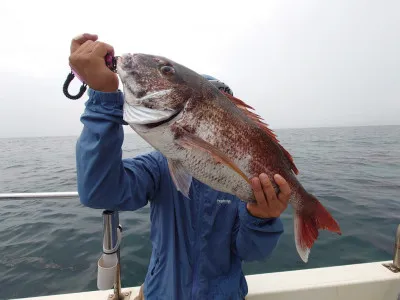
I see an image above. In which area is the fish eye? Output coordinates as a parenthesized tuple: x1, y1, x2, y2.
(160, 65, 175, 76)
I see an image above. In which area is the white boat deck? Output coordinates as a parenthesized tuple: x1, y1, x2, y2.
(12, 260, 400, 300)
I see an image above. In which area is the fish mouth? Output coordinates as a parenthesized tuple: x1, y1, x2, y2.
(123, 104, 182, 129)
(143, 108, 182, 128)
(123, 95, 182, 128)
(123, 102, 177, 125)
(122, 88, 175, 123)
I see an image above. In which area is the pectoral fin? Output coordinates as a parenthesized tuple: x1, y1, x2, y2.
(174, 131, 251, 185)
(167, 159, 192, 199)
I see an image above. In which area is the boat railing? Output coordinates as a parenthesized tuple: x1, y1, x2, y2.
(0, 191, 78, 199)
(0, 191, 399, 299)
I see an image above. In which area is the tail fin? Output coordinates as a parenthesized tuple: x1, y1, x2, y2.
(294, 193, 341, 263)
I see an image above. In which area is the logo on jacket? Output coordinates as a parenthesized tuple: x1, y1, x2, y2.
(217, 199, 231, 204)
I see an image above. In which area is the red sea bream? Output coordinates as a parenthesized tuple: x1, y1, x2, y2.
(116, 53, 342, 262)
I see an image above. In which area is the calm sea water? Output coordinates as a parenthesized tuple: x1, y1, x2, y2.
(0, 126, 399, 299)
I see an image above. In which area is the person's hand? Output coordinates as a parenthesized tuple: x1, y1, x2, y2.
(247, 173, 291, 219)
(69, 33, 119, 92)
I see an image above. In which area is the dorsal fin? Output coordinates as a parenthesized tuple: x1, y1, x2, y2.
(222, 91, 299, 175)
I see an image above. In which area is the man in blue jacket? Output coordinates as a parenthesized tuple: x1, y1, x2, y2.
(71, 33, 291, 299)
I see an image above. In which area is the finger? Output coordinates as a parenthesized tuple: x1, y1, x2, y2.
(69, 41, 96, 71)
(259, 173, 277, 205)
(74, 40, 95, 55)
(250, 177, 267, 206)
(273, 174, 291, 202)
(246, 202, 258, 217)
(70, 33, 98, 54)
(92, 42, 115, 58)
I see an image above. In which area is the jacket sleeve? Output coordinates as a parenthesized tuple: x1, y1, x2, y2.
(76, 89, 162, 211)
(232, 201, 284, 261)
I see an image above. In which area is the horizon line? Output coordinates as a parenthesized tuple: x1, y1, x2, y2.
(0, 123, 399, 139)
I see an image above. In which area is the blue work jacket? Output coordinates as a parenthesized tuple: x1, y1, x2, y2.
(76, 89, 284, 299)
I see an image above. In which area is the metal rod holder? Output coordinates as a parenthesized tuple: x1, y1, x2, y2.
(98, 210, 126, 300)
(102, 210, 120, 253)
(393, 224, 400, 269)
(383, 224, 400, 273)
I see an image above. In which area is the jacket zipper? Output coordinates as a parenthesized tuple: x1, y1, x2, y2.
(191, 184, 204, 299)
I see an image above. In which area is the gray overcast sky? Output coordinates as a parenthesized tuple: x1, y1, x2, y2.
(1, 0, 399, 138)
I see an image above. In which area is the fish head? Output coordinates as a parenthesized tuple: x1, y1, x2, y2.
(117, 53, 211, 127)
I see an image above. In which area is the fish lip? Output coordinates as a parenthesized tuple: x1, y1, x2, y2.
(123, 86, 172, 108)
(123, 101, 177, 125)
(135, 89, 172, 104)
(116, 54, 134, 70)
(125, 106, 183, 131)
(123, 89, 181, 127)
(142, 108, 183, 129)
